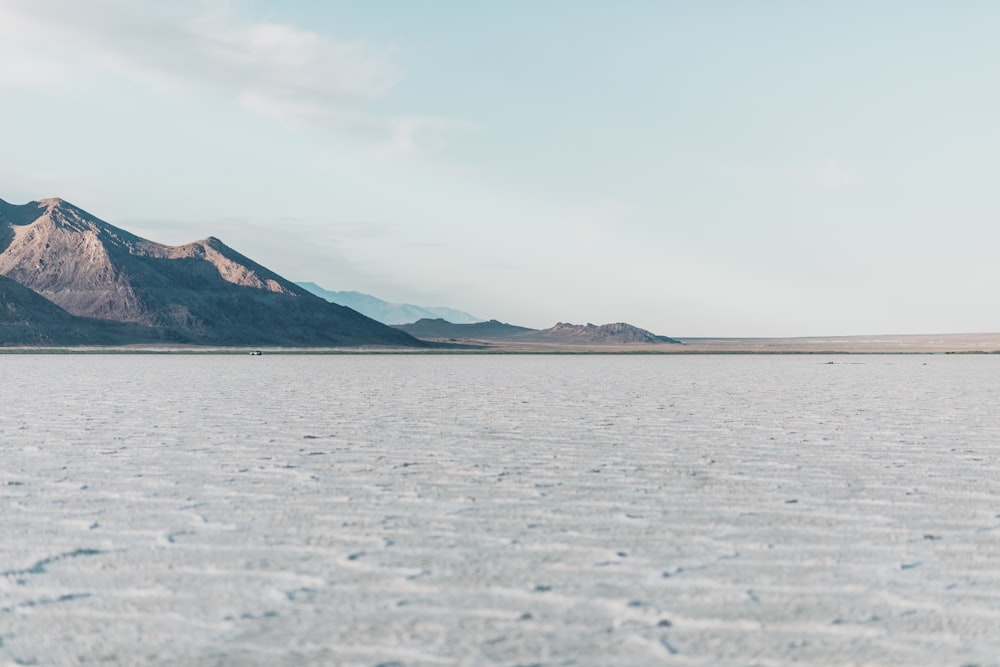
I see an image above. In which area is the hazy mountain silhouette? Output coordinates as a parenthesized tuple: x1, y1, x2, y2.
(297, 282, 482, 325)
(392, 318, 533, 340)
(0, 197, 423, 347)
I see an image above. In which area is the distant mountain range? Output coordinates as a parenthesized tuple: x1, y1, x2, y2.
(296, 282, 481, 325)
(0, 197, 423, 347)
(298, 287, 681, 346)
(0, 195, 679, 349)
(394, 319, 681, 346)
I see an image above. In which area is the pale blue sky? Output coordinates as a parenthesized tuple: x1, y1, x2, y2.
(2, 0, 999, 336)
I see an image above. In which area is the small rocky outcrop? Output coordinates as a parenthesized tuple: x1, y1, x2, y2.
(539, 322, 680, 344)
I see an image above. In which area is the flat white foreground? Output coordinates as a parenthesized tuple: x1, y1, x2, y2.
(1, 355, 999, 666)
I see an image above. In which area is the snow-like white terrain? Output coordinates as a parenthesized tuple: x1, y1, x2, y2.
(2, 354, 1000, 666)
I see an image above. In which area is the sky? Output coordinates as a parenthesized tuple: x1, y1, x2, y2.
(1, 0, 999, 337)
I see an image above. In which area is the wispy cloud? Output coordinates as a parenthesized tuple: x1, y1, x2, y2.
(383, 115, 477, 156)
(0, 0, 466, 152)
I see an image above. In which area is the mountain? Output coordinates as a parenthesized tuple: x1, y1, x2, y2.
(394, 319, 681, 346)
(532, 322, 680, 344)
(297, 282, 482, 325)
(0, 197, 424, 347)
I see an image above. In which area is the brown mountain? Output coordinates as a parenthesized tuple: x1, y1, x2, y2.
(0, 197, 423, 347)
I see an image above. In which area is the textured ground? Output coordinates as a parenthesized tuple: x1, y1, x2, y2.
(2, 354, 1000, 666)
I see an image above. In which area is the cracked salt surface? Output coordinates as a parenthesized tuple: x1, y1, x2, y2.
(2, 354, 1000, 666)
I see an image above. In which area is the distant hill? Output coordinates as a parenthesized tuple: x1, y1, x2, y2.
(297, 282, 481, 325)
(393, 318, 534, 340)
(394, 319, 681, 346)
(0, 197, 425, 347)
(533, 322, 681, 344)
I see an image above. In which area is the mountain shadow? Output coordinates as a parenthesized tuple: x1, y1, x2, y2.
(0, 274, 183, 346)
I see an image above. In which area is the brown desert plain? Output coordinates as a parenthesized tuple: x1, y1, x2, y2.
(669, 332, 1000, 354)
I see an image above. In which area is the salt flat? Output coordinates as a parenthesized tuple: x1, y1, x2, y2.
(2, 355, 1000, 666)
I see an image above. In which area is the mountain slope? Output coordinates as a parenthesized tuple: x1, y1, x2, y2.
(0, 274, 175, 346)
(297, 282, 482, 325)
(0, 197, 424, 347)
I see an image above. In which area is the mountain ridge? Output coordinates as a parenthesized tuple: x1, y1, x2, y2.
(0, 196, 680, 349)
(0, 197, 424, 347)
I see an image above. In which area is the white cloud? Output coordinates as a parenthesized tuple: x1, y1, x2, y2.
(0, 0, 466, 151)
(0, 0, 394, 104)
(195, 16, 398, 121)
